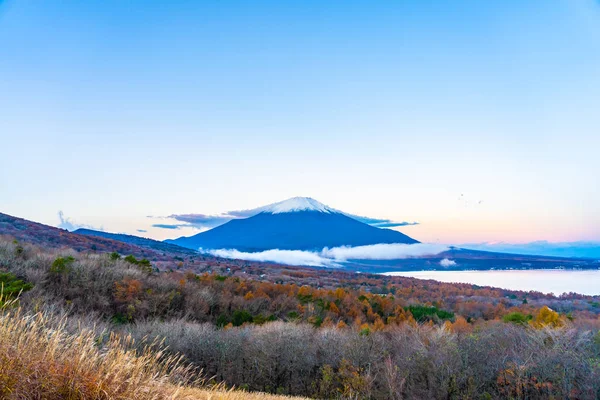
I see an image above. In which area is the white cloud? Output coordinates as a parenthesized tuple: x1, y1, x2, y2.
(439, 258, 457, 267)
(57, 211, 103, 232)
(322, 243, 449, 261)
(202, 243, 449, 267)
(205, 248, 336, 267)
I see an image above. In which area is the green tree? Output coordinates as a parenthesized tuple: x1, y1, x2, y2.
(124, 255, 139, 265)
(0, 272, 33, 305)
(49, 256, 75, 274)
(232, 310, 253, 326)
(503, 312, 531, 325)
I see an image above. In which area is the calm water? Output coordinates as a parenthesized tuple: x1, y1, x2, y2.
(382, 269, 600, 296)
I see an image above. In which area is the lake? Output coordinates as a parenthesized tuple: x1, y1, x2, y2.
(382, 269, 600, 296)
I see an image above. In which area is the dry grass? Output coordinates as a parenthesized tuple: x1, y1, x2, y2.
(0, 302, 307, 400)
(175, 388, 310, 400)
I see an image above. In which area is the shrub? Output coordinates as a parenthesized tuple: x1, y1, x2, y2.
(530, 306, 564, 328)
(359, 324, 370, 336)
(216, 314, 230, 327)
(124, 254, 139, 264)
(232, 309, 253, 326)
(406, 305, 454, 321)
(287, 311, 300, 320)
(49, 256, 75, 274)
(138, 258, 153, 274)
(123, 255, 153, 273)
(503, 312, 531, 325)
(253, 314, 276, 325)
(0, 272, 33, 303)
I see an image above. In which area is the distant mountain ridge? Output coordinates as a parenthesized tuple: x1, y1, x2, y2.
(167, 197, 419, 251)
(74, 228, 197, 255)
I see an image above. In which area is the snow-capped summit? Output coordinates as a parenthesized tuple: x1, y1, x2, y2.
(167, 196, 419, 252)
(260, 197, 337, 214)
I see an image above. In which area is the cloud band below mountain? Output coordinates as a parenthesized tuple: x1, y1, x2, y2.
(207, 248, 332, 267)
(202, 243, 448, 267)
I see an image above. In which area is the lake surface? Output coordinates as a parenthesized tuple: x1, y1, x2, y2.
(382, 269, 600, 296)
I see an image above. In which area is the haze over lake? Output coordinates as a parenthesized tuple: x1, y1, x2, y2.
(383, 269, 600, 296)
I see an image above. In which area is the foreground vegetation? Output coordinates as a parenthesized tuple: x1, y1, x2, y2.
(1, 239, 600, 399)
(0, 303, 306, 400)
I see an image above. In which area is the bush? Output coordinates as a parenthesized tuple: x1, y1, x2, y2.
(232, 309, 253, 326)
(124, 255, 139, 264)
(49, 256, 75, 274)
(0, 272, 33, 302)
(503, 312, 531, 325)
(253, 314, 276, 325)
(216, 314, 230, 327)
(138, 258, 153, 273)
(406, 305, 454, 321)
(123, 255, 153, 273)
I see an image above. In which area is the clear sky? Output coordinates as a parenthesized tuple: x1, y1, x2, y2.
(1, 0, 599, 244)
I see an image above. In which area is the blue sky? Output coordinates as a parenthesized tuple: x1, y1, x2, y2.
(1, 0, 599, 244)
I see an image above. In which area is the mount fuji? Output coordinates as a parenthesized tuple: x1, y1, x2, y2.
(166, 197, 419, 251)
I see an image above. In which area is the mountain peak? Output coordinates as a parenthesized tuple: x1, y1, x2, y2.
(261, 197, 337, 214)
(167, 196, 419, 251)
(168, 199, 419, 251)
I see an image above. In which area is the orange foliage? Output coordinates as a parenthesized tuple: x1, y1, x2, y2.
(114, 278, 142, 303)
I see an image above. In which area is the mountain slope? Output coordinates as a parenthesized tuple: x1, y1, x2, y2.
(167, 198, 419, 251)
(74, 228, 197, 255)
(0, 212, 203, 266)
(0, 212, 161, 258)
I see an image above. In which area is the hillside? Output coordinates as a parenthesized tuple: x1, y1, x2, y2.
(0, 212, 159, 257)
(0, 212, 218, 271)
(1, 238, 599, 399)
(74, 227, 198, 255)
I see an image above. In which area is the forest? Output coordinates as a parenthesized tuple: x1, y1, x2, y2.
(1, 238, 600, 399)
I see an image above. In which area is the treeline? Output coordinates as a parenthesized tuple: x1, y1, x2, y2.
(1, 239, 600, 399)
(127, 319, 600, 399)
